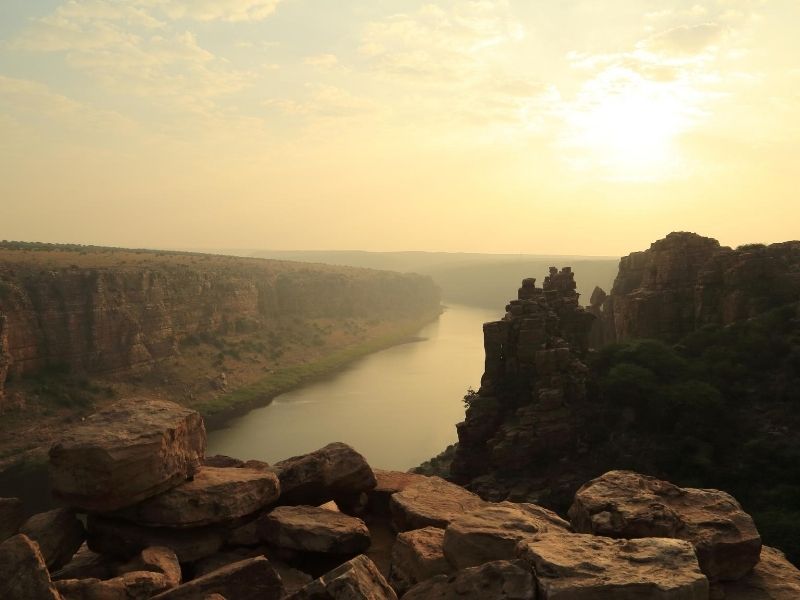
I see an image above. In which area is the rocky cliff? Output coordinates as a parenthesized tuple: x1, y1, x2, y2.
(590, 232, 800, 345)
(0, 244, 440, 408)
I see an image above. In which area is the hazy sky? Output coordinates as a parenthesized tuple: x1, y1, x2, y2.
(1, 0, 797, 255)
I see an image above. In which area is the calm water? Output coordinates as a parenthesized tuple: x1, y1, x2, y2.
(207, 304, 496, 470)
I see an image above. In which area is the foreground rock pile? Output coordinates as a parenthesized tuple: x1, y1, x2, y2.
(1, 398, 799, 599)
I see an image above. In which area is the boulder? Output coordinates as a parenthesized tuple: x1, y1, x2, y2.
(390, 476, 485, 531)
(49, 398, 206, 512)
(286, 554, 397, 600)
(720, 546, 800, 599)
(274, 443, 376, 507)
(569, 470, 762, 581)
(55, 571, 174, 600)
(87, 515, 224, 563)
(403, 560, 535, 600)
(204, 455, 245, 468)
(150, 556, 284, 600)
(258, 505, 370, 555)
(226, 519, 261, 547)
(113, 466, 280, 528)
(0, 534, 63, 600)
(443, 501, 571, 569)
(389, 526, 453, 594)
(118, 546, 181, 587)
(0, 497, 24, 542)
(517, 532, 709, 599)
(19, 508, 86, 571)
(368, 470, 428, 515)
(193, 549, 313, 594)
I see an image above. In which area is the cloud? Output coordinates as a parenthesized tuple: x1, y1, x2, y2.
(642, 23, 726, 56)
(141, 0, 282, 22)
(265, 84, 378, 119)
(304, 54, 339, 68)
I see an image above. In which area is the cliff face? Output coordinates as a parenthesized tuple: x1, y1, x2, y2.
(450, 268, 595, 504)
(591, 232, 800, 344)
(0, 249, 440, 406)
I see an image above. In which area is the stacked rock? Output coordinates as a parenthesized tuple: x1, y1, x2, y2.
(2, 397, 800, 599)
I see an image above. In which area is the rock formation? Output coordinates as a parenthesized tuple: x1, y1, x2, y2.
(3, 397, 798, 599)
(450, 269, 596, 506)
(591, 232, 800, 345)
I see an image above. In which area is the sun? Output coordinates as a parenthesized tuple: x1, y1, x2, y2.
(563, 70, 696, 180)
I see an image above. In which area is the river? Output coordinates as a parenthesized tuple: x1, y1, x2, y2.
(0, 303, 496, 511)
(207, 303, 496, 470)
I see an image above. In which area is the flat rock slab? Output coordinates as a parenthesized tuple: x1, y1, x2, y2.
(119, 546, 182, 587)
(403, 560, 535, 600)
(518, 532, 709, 600)
(56, 570, 174, 600)
(49, 398, 206, 512)
(275, 443, 376, 507)
(286, 554, 397, 600)
(720, 546, 800, 599)
(390, 476, 485, 532)
(0, 497, 24, 542)
(53, 543, 117, 581)
(114, 466, 280, 528)
(0, 534, 63, 600)
(20, 508, 86, 571)
(390, 526, 453, 594)
(151, 556, 283, 600)
(259, 505, 370, 555)
(87, 515, 224, 563)
(368, 470, 429, 515)
(568, 470, 762, 581)
(444, 501, 571, 570)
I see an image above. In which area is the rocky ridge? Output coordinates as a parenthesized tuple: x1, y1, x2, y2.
(2, 397, 797, 599)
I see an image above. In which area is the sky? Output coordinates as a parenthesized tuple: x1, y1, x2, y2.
(0, 0, 798, 256)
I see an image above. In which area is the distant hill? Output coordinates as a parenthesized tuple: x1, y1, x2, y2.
(251, 250, 619, 309)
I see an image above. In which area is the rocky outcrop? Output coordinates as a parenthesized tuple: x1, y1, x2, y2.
(450, 270, 596, 506)
(113, 466, 280, 528)
(518, 532, 709, 599)
(592, 232, 800, 344)
(150, 556, 283, 600)
(569, 470, 762, 581)
(274, 442, 377, 508)
(390, 476, 485, 531)
(720, 546, 800, 599)
(0, 246, 441, 409)
(0, 534, 63, 600)
(258, 505, 371, 555)
(49, 398, 205, 512)
(403, 560, 535, 600)
(368, 469, 428, 515)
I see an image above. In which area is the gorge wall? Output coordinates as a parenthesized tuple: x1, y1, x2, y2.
(590, 232, 800, 345)
(0, 245, 440, 406)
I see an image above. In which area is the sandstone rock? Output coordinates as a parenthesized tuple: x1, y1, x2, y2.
(0, 497, 24, 542)
(20, 508, 86, 571)
(114, 466, 280, 528)
(56, 570, 174, 600)
(389, 526, 453, 594)
(226, 519, 261, 547)
(368, 469, 428, 515)
(118, 546, 181, 587)
(258, 505, 370, 555)
(49, 398, 206, 512)
(569, 470, 762, 581)
(403, 560, 535, 600)
(53, 543, 117, 581)
(390, 476, 485, 531)
(286, 554, 397, 600)
(274, 443, 376, 507)
(720, 546, 800, 599)
(87, 515, 224, 563)
(150, 556, 284, 600)
(0, 534, 63, 600)
(443, 501, 571, 569)
(193, 549, 313, 594)
(517, 532, 708, 599)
